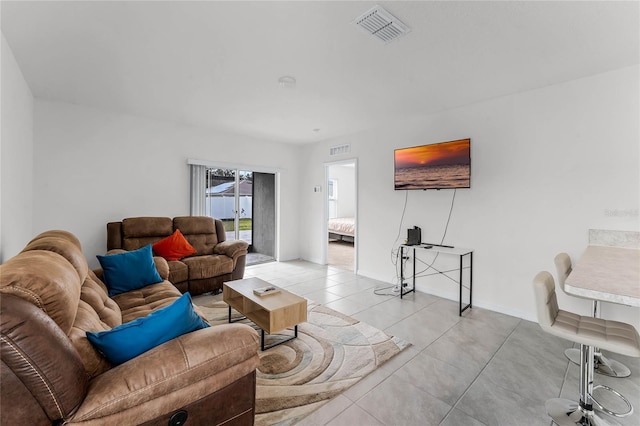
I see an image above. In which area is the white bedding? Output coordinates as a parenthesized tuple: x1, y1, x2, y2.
(328, 217, 355, 237)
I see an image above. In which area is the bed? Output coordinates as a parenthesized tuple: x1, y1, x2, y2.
(328, 217, 355, 243)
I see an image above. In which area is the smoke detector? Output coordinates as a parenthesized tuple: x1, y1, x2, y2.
(353, 5, 411, 43)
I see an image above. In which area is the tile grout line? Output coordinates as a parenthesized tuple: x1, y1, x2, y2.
(442, 318, 524, 425)
(346, 309, 466, 425)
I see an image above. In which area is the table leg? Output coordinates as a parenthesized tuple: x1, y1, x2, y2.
(228, 306, 246, 324)
(459, 254, 462, 315)
(459, 252, 473, 316)
(261, 325, 299, 351)
(469, 251, 473, 309)
(400, 246, 404, 299)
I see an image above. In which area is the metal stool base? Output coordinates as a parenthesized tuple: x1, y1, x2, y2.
(592, 385, 633, 418)
(546, 398, 621, 426)
(594, 357, 631, 378)
(564, 348, 631, 378)
(565, 347, 581, 365)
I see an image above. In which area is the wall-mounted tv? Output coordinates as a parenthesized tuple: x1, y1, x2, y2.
(394, 138, 470, 190)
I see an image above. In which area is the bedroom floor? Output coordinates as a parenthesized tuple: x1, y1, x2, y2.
(328, 240, 354, 271)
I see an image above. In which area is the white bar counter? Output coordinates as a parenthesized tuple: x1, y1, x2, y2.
(565, 245, 640, 307)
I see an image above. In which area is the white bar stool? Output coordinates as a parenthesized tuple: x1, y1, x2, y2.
(555, 253, 631, 378)
(533, 271, 640, 425)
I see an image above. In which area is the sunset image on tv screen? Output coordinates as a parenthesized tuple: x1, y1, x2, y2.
(394, 138, 470, 190)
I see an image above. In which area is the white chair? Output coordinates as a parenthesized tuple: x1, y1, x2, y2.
(554, 253, 631, 378)
(533, 271, 640, 425)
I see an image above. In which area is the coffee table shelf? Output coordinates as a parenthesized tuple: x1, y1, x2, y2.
(223, 277, 307, 350)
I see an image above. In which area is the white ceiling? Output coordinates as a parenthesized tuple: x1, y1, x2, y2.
(2, 1, 638, 144)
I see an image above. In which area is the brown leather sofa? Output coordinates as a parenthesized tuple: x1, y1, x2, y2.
(107, 216, 248, 295)
(1, 230, 260, 425)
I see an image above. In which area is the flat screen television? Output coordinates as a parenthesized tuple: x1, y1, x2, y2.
(394, 138, 470, 190)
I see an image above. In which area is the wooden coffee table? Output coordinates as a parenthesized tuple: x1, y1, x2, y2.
(223, 277, 307, 350)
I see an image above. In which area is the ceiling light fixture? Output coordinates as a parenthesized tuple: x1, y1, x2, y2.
(353, 5, 411, 43)
(278, 76, 296, 89)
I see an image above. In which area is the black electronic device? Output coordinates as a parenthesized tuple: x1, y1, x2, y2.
(407, 226, 421, 246)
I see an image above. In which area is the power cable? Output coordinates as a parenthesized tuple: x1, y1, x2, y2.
(381, 189, 458, 296)
(376, 191, 409, 295)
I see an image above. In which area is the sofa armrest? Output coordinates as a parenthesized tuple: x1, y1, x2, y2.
(152, 256, 170, 280)
(1, 295, 89, 424)
(213, 240, 248, 260)
(106, 248, 126, 255)
(68, 323, 259, 423)
(107, 222, 123, 250)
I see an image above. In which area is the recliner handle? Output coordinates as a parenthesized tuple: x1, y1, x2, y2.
(169, 410, 188, 426)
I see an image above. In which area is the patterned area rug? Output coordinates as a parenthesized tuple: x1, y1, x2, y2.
(197, 300, 411, 426)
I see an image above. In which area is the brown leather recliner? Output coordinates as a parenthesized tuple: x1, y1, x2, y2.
(1, 230, 260, 425)
(107, 216, 248, 295)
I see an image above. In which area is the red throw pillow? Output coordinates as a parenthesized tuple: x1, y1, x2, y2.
(152, 229, 197, 261)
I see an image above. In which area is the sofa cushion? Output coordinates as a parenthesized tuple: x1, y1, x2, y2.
(97, 245, 163, 296)
(174, 216, 218, 255)
(182, 255, 234, 280)
(167, 260, 189, 284)
(86, 292, 209, 365)
(69, 271, 124, 377)
(28, 229, 83, 250)
(71, 278, 181, 378)
(112, 281, 183, 323)
(22, 233, 89, 282)
(152, 229, 197, 261)
(0, 250, 82, 335)
(121, 217, 173, 251)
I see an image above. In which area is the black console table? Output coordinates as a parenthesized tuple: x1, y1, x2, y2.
(399, 244, 473, 316)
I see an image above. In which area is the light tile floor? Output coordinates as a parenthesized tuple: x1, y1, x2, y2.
(196, 260, 640, 426)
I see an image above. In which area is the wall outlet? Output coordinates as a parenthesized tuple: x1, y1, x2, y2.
(314, 186, 322, 192)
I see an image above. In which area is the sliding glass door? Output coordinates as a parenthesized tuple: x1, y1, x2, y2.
(205, 168, 252, 244)
(202, 167, 275, 264)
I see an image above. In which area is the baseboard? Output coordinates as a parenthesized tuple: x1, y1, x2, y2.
(357, 269, 536, 322)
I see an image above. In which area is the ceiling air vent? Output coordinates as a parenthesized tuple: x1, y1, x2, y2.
(330, 144, 351, 156)
(353, 5, 411, 43)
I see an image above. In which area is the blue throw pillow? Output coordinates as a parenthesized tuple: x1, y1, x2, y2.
(86, 292, 209, 365)
(97, 244, 163, 296)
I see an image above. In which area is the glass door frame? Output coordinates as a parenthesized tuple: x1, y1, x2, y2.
(188, 158, 281, 261)
(205, 167, 252, 245)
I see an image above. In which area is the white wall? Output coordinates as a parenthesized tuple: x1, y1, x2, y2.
(1, 34, 34, 261)
(7, 46, 638, 324)
(33, 100, 301, 268)
(328, 163, 355, 218)
(299, 66, 639, 323)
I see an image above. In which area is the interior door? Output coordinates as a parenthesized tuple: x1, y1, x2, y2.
(325, 161, 357, 271)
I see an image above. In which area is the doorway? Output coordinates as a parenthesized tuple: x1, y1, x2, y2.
(205, 167, 275, 265)
(325, 160, 357, 271)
